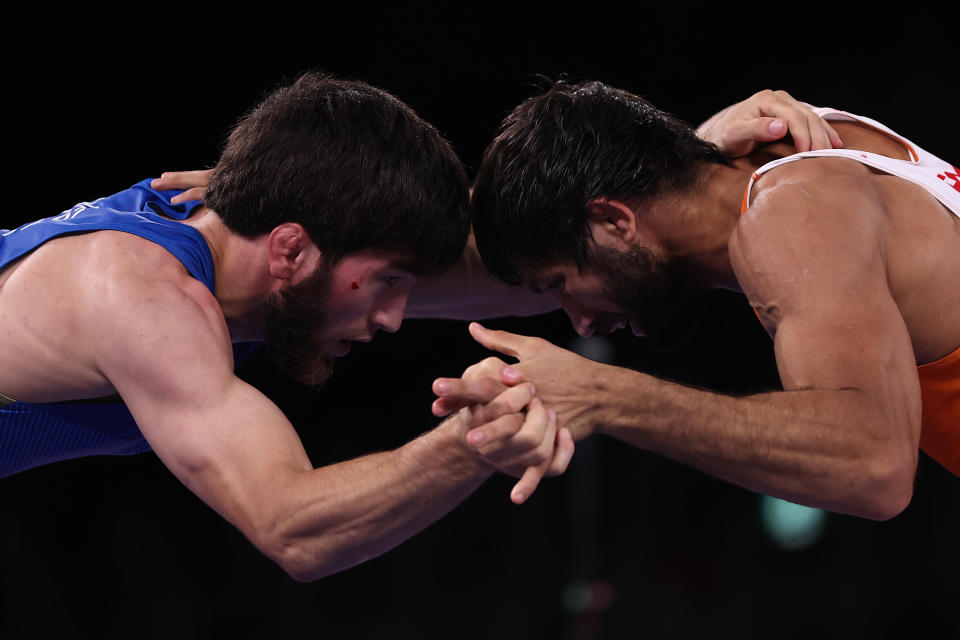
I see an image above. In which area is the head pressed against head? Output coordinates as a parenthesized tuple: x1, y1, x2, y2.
(206, 72, 471, 383)
(472, 80, 734, 349)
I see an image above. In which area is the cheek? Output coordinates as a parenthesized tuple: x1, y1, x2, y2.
(565, 285, 618, 314)
(324, 292, 374, 330)
(324, 305, 361, 330)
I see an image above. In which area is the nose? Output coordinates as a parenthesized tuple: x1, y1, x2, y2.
(558, 293, 596, 338)
(372, 289, 409, 334)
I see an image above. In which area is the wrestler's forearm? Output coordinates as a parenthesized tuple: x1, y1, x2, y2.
(259, 415, 493, 581)
(592, 367, 915, 520)
(405, 235, 558, 320)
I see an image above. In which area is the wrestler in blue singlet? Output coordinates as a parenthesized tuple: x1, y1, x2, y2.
(0, 180, 259, 478)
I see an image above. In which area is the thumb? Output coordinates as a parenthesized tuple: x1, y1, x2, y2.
(724, 117, 787, 156)
(468, 322, 530, 359)
(759, 117, 788, 140)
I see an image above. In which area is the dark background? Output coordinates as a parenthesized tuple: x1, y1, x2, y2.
(1, 8, 957, 639)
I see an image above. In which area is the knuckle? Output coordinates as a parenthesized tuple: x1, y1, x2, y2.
(484, 378, 505, 394)
(482, 413, 504, 433)
(537, 439, 555, 460)
(481, 356, 502, 370)
(546, 460, 565, 477)
(499, 389, 525, 411)
(514, 430, 539, 450)
(505, 395, 528, 414)
(476, 405, 497, 425)
(499, 416, 524, 438)
(529, 449, 551, 466)
(497, 385, 530, 404)
(486, 397, 508, 419)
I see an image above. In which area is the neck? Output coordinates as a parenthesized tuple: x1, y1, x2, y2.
(182, 208, 273, 341)
(646, 162, 753, 291)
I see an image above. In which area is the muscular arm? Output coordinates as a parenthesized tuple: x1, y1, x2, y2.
(85, 257, 558, 581)
(443, 165, 921, 520)
(617, 168, 920, 517)
(707, 166, 920, 516)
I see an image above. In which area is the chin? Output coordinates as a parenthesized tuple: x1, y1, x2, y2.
(326, 340, 352, 357)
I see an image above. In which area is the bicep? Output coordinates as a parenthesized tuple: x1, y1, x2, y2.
(91, 284, 312, 528)
(731, 180, 922, 430)
(772, 294, 920, 425)
(132, 378, 313, 529)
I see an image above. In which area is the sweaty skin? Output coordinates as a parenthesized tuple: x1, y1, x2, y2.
(436, 118, 959, 520)
(0, 89, 839, 579)
(0, 212, 571, 580)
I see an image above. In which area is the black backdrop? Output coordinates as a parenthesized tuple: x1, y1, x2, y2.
(1, 9, 957, 640)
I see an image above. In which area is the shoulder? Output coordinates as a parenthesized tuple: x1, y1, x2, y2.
(74, 232, 233, 385)
(748, 153, 881, 209)
(730, 159, 889, 330)
(736, 155, 885, 257)
(77, 231, 218, 318)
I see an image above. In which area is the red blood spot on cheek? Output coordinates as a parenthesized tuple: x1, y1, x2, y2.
(351, 282, 359, 290)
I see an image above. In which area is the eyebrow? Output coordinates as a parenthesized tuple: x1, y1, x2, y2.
(383, 264, 416, 277)
(384, 269, 418, 284)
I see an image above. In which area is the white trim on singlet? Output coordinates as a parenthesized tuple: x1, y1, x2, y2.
(743, 108, 960, 218)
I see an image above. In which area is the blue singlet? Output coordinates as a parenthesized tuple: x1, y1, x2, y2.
(0, 179, 259, 478)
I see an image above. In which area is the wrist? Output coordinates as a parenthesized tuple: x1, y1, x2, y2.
(592, 365, 650, 439)
(424, 413, 496, 478)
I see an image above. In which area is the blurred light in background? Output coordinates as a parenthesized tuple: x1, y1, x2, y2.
(561, 580, 617, 640)
(561, 579, 617, 616)
(760, 495, 827, 550)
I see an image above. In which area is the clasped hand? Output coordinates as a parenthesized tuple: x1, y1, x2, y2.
(433, 352, 574, 504)
(433, 323, 609, 504)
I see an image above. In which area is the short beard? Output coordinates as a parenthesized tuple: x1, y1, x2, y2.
(262, 259, 336, 387)
(589, 245, 705, 351)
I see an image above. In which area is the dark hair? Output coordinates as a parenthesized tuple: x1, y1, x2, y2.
(471, 80, 731, 285)
(204, 72, 470, 276)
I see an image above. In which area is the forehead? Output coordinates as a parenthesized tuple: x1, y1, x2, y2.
(332, 250, 414, 275)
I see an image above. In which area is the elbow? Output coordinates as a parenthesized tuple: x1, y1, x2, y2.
(274, 545, 327, 583)
(254, 528, 334, 583)
(837, 404, 919, 521)
(855, 445, 916, 521)
(859, 486, 912, 522)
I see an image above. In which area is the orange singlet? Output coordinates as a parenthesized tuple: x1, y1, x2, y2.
(741, 108, 960, 476)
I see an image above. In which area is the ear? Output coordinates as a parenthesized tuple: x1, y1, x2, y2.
(586, 199, 638, 251)
(267, 223, 318, 281)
